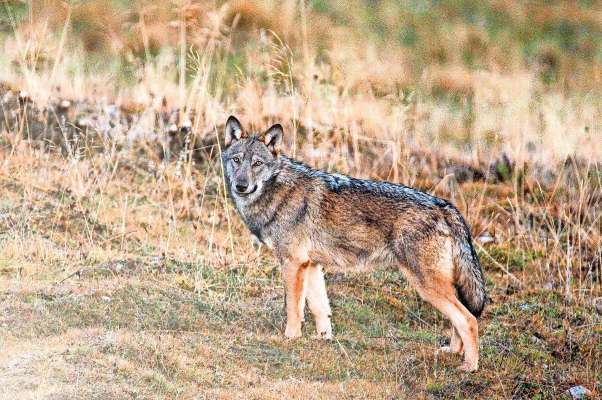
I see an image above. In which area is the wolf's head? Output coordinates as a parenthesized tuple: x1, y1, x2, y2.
(221, 116, 283, 204)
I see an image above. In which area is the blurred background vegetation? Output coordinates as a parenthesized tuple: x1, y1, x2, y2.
(2, 0, 600, 94)
(1, 1, 601, 163)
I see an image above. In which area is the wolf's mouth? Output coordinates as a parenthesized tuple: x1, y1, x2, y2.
(234, 185, 257, 196)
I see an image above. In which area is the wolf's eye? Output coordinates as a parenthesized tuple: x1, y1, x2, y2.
(232, 156, 241, 164)
(252, 160, 264, 167)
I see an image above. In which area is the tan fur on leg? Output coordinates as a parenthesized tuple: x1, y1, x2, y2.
(306, 264, 333, 339)
(283, 260, 309, 338)
(414, 280, 479, 371)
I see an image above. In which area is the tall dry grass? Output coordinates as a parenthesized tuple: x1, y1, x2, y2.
(0, 0, 600, 301)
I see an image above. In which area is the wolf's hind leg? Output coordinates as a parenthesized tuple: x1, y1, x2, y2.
(439, 327, 463, 354)
(414, 282, 479, 372)
(306, 264, 333, 339)
(282, 259, 309, 338)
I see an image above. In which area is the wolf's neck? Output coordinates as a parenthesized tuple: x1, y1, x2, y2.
(233, 172, 283, 240)
(279, 155, 317, 177)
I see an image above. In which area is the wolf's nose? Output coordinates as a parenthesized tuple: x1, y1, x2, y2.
(235, 183, 248, 192)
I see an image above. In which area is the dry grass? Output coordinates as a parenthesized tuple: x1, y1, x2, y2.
(0, 147, 600, 399)
(1, 1, 601, 399)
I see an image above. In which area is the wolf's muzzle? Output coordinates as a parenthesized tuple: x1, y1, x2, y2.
(234, 184, 257, 196)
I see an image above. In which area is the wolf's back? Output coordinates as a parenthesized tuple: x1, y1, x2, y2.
(445, 206, 486, 318)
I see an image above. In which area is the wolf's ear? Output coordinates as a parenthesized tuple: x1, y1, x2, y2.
(264, 124, 283, 155)
(224, 116, 245, 147)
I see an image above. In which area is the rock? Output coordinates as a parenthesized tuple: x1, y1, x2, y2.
(543, 281, 556, 290)
(565, 385, 591, 399)
(59, 99, 72, 110)
(113, 263, 123, 273)
(477, 233, 495, 244)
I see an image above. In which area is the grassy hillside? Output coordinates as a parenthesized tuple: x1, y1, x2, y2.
(0, 1, 601, 399)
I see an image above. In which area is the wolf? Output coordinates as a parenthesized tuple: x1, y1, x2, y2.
(221, 116, 486, 371)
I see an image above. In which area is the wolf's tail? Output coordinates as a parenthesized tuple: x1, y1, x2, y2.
(445, 205, 487, 318)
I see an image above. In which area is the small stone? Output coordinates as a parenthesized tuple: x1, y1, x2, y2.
(76, 117, 91, 127)
(101, 296, 112, 302)
(566, 385, 591, 399)
(477, 233, 495, 244)
(543, 281, 555, 290)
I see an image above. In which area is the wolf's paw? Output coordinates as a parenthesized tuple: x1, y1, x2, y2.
(438, 345, 462, 354)
(438, 345, 455, 353)
(314, 329, 333, 340)
(458, 361, 478, 372)
(315, 320, 332, 340)
(284, 323, 302, 339)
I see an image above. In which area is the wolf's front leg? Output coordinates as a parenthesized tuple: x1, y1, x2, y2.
(306, 264, 333, 339)
(282, 259, 309, 338)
